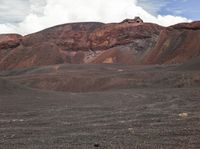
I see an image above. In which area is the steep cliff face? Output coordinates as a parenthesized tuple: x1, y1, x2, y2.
(0, 19, 200, 70)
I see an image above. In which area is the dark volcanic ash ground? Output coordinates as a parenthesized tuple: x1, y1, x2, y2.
(0, 64, 200, 149)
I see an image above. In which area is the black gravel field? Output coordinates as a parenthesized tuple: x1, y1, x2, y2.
(0, 64, 200, 149)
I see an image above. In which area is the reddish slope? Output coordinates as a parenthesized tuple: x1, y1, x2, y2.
(0, 19, 200, 70)
(90, 23, 162, 64)
(171, 21, 200, 30)
(0, 19, 163, 70)
(0, 34, 22, 61)
(22, 22, 104, 51)
(0, 43, 71, 70)
(144, 21, 200, 64)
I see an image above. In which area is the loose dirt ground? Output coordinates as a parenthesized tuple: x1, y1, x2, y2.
(0, 64, 200, 148)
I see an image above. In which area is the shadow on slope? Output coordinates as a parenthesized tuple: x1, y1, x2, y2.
(1, 64, 199, 92)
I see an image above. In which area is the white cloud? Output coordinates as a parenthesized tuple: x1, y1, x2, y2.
(0, 24, 17, 34)
(0, 0, 30, 24)
(29, 0, 46, 16)
(0, 0, 191, 35)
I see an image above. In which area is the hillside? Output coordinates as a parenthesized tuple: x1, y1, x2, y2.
(0, 18, 199, 70)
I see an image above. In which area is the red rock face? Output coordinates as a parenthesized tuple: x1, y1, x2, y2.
(0, 20, 200, 70)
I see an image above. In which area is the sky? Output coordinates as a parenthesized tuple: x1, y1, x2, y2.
(0, 0, 199, 35)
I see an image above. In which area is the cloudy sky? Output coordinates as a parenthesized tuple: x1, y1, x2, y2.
(0, 0, 199, 35)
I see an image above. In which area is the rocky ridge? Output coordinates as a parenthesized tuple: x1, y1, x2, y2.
(0, 17, 199, 70)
